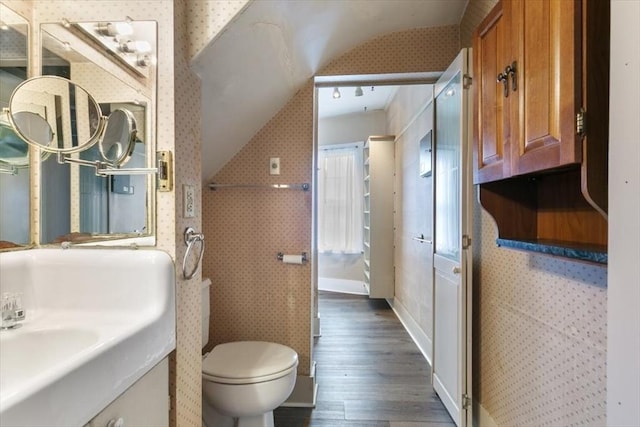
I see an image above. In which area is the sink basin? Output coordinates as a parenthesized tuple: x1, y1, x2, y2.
(0, 248, 175, 427)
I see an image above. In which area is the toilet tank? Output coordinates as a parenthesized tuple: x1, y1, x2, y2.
(201, 278, 212, 348)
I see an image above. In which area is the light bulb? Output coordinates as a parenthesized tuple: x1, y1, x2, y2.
(355, 87, 363, 97)
(332, 87, 341, 99)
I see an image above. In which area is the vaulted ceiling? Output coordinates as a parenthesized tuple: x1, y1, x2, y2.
(192, 0, 467, 181)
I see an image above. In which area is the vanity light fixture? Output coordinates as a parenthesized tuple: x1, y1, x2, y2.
(136, 54, 151, 67)
(97, 22, 133, 37)
(355, 86, 363, 97)
(332, 87, 341, 99)
(119, 39, 151, 54)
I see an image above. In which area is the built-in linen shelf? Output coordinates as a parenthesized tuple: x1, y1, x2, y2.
(496, 238, 608, 265)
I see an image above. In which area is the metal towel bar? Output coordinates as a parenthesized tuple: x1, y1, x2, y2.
(209, 183, 309, 191)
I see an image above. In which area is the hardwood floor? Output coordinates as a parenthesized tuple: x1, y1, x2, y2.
(274, 291, 455, 427)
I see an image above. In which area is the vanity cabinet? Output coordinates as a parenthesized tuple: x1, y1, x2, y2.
(84, 358, 169, 427)
(473, 0, 610, 262)
(363, 136, 395, 298)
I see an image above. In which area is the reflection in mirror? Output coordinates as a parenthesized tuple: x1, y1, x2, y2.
(8, 75, 104, 153)
(79, 102, 148, 235)
(39, 21, 156, 245)
(0, 3, 29, 247)
(0, 110, 30, 169)
(99, 108, 137, 167)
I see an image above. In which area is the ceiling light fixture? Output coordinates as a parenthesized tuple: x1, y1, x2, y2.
(332, 87, 341, 99)
(0, 22, 9, 31)
(355, 86, 363, 97)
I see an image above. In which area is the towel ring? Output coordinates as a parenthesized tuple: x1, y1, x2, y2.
(183, 227, 205, 280)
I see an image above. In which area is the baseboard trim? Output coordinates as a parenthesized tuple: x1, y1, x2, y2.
(281, 362, 317, 408)
(387, 298, 432, 366)
(474, 401, 499, 427)
(313, 313, 321, 338)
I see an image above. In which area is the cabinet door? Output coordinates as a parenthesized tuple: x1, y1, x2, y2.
(510, 0, 582, 175)
(473, 1, 511, 183)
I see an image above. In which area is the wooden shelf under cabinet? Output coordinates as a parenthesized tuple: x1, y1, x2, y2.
(479, 167, 607, 263)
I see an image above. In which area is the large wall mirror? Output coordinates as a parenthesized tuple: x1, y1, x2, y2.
(38, 20, 157, 245)
(0, 3, 30, 248)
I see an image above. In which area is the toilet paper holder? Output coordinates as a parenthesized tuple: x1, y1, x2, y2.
(277, 252, 307, 263)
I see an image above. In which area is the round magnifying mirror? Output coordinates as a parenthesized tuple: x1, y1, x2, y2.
(0, 110, 32, 168)
(99, 108, 137, 167)
(8, 76, 104, 154)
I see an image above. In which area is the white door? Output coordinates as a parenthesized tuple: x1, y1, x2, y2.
(432, 49, 473, 427)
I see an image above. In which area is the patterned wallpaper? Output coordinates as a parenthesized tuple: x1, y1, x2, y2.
(170, 0, 204, 424)
(461, 0, 608, 424)
(202, 25, 459, 380)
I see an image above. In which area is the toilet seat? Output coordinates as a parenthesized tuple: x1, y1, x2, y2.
(202, 341, 298, 385)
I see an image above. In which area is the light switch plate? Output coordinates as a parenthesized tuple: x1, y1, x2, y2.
(183, 184, 195, 218)
(270, 157, 280, 175)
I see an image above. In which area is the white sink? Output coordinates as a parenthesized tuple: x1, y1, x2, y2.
(0, 248, 175, 427)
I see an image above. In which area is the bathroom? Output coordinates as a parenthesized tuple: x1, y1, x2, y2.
(0, 0, 638, 426)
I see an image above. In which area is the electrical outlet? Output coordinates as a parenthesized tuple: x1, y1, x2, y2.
(270, 157, 280, 175)
(183, 184, 195, 218)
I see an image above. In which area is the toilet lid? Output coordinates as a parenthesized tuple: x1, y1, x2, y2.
(202, 341, 298, 384)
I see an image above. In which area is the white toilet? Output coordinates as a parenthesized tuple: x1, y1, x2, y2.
(201, 279, 298, 427)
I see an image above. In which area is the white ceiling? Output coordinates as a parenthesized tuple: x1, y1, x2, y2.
(192, 0, 467, 181)
(317, 85, 398, 119)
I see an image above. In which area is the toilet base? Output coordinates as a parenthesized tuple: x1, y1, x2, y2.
(237, 411, 274, 427)
(203, 398, 275, 427)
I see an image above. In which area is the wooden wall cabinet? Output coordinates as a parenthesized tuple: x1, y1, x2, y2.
(473, 0, 610, 263)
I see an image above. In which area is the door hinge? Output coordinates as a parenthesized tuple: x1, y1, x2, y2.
(462, 394, 472, 410)
(462, 235, 471, 249)
(576, 108, 586, 137)
(463, 74, 473, 89)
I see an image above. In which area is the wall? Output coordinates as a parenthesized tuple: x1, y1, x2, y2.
(461, 0, 608, 425)
(607, 1, 640, 424)
(186, 0, 249, 60)
(386, 84, 435, 362)
(202, 25, 458, 386)
(317, 110, 386, 282)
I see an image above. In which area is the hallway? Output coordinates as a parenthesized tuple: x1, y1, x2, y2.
(274, 291, 455, 426)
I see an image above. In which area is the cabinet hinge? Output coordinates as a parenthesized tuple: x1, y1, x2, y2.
(462, 394, 472, 410)
(576, 108, 586, 137)
(463, 74, 473, 89)
(462, 235, 471, 249)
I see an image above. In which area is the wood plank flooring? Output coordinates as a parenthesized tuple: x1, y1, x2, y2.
(274, 291, 455, 427)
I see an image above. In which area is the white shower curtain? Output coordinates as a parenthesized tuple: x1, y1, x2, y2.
(318, 145, 363, 253)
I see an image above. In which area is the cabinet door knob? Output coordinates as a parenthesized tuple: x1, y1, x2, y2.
(452, 266, 461, 274)
(497, 72, 509, 97)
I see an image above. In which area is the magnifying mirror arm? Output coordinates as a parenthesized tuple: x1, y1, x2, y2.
(0, 163, 17, 175)
(56, 152, 158, 176)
